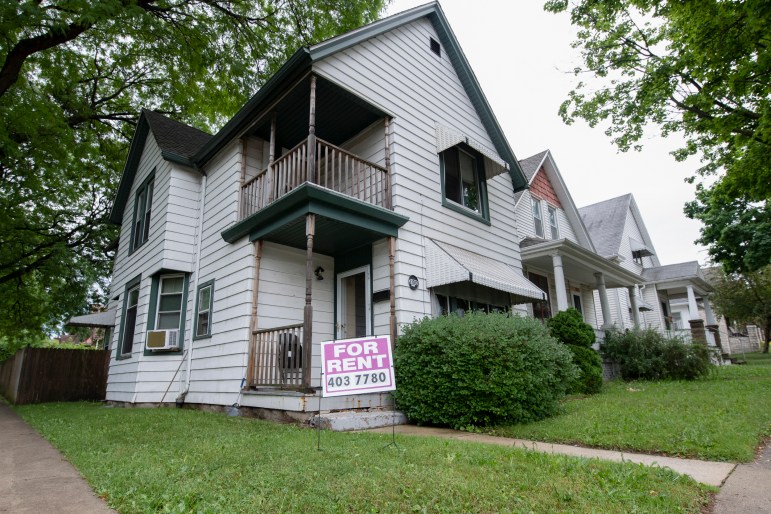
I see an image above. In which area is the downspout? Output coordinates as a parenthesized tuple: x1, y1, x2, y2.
(178, 172, 207, 404)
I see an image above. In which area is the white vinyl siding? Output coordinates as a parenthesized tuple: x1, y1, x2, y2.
(314, 17, 526, 328)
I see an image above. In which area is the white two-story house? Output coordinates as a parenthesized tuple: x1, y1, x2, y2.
(102, 2, 547, 418)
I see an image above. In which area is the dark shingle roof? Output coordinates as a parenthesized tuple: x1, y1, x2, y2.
(578, 194, 632, 258)
(518, 150, 549, 182)
(142, 109, 212, 160)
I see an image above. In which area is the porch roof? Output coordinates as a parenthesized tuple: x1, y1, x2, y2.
(642, 261, 712, 295)
(521, 238, 642, 288)
(67, 309, 116, 328)
(426, 239, 546, 302)
(221, 182, 408, 255)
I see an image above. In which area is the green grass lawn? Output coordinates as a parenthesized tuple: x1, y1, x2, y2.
(16, 402, 711, 513)
(492, 352, 771, 462)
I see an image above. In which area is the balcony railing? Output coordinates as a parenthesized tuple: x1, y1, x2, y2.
(241, 137, 390, 219)
(246, 323, 304, 388)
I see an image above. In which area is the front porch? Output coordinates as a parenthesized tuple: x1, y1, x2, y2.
(520, 238, 644, 328)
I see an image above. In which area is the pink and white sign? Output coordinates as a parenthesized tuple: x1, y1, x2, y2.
(321, 336, 395, 397)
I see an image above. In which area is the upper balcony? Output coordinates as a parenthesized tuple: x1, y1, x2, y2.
(222, 73, 407, 253)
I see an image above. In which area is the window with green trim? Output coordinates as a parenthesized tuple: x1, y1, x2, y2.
(131, 174, 154, 252)
(442, 146, 482, 212)
(194, 280, 214, 339)
(156, 275, 184, 329)
(117, 275, 142, 359)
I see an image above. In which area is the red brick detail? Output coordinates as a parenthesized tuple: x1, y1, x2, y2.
(530, 167, 562, 208)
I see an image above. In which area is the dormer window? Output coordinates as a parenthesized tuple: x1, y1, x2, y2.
(532, 197, 544, 237)
(548, 205, 559, 239)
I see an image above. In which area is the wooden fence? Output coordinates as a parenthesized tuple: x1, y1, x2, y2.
(0, 348, 110, 405)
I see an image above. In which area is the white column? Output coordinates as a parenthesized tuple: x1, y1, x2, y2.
(627, 286, 641, 326)
(552, 252, 569, 312)
(686, 285, 700, 321)
(703, 295, 717, 325)
(594, 272, 612, 327)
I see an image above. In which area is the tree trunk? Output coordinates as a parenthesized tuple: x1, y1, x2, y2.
(763, 319, 770, 353)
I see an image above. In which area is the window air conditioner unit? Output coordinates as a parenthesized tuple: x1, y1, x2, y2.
(146, 329, 180, 350)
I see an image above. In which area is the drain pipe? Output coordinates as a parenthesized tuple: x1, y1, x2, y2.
(177, 172, 207, 405)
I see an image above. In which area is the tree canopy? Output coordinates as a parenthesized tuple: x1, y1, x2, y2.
(0, 0, 387, 341)
(709, 266, 771, 353)
(545, 0, 770, 272)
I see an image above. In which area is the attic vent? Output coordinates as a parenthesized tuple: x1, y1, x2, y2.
(430, 37, 441, 57)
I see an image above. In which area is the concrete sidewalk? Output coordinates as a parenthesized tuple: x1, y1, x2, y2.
(713, 442, 771, 513)
(0, 402, 114, 513)
(367, 425, 736, 487)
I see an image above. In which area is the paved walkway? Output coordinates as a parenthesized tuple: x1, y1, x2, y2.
(0, 402, 114, 513)
(367, 425, 736, 487)
(713, 441, 771, 513)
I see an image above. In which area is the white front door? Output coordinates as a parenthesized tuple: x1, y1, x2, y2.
(336, 265, 371, 339)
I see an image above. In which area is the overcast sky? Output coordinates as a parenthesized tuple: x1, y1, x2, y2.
(388, 0, 709, 265)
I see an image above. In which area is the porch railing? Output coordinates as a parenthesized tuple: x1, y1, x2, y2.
(240, 137, 390, 219)
(246, 323, 304, 388)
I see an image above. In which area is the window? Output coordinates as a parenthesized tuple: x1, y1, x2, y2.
(131, 174, 154, 252)
(573, 294, 583, 316)
(548, 206, 559, 239)
(156, 275, 184, 330)
(441, 145, 488, 222)
(194, 280, 214, 339)
(145, 273, 189, 355)
(430, 37, 441, 57)
(435, 293, 507, 317)
(117, 275, 142, 359)
(532, 198, 544, 237)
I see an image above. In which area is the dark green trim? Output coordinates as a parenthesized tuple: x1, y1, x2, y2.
(110, 117, 151, 225)
(160, 150, 197, 171)
(116, 274, 142, 360)
(193, 279, 215, 340)
(221, 183, 408, 243)
(143, 272, 189, 356)
(128, 170, 155, 255)
(439, 144, 491, 225)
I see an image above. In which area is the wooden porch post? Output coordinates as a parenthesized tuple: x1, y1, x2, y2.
(267, 113, 276, 204)
(307, 75, 317, 184)
(302, 214, 316, 389)
(239, 138, 247, 218)
(389, 236, 397, 345)
(246, 240, 263, 388)
(384, 117, 392, 210)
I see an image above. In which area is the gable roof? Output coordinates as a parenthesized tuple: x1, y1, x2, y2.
(517, 150, 595, 251)
(192, 1, 528, 192)
(143, 109, 212, 162)
(579, 194, 632, 258)
(109, 110, 212, 224)
(579, 193, 660, 265)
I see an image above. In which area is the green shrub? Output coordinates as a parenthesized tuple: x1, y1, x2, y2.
(547, 308, 595, 347)
(393, 312, 578, 429)
(601, 328, 711, 381)
(565, 345, 603, 394)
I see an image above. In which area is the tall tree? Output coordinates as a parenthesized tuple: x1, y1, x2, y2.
(545, 0, 770, 271)
(0, 0, 387, 340)
(709, 266, 771, 353)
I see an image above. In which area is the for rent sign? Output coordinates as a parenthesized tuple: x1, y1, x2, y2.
(321, 336, 395, 397)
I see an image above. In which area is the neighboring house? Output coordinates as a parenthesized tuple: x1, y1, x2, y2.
(512, 150, 642, 332)
(579, 194, 717, 346)
(103, 3, 546, 416)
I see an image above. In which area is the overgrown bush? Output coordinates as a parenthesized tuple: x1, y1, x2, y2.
(0, 335, 97, 362)
(601, 328, 711, 381)
(393, 312, 578, 429)
(547, 308, 602, 394)
(547, 308, 595, 347)
(564, 345, 604, 394)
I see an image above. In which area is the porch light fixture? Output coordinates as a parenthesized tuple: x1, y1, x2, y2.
(315, 267, 325, 280)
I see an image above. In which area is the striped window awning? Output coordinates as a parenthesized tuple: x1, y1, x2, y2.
(425, 239, 546, 302)
(435, 124, 509, 180)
